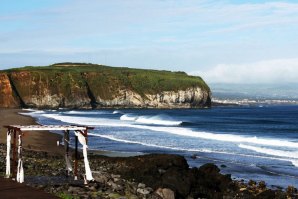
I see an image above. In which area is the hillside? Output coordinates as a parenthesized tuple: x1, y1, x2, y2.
(0, 63, 211, 109)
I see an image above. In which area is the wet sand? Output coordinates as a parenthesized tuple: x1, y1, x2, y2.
(0, 109, 64, 155)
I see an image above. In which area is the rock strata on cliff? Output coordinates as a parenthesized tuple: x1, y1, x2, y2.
(0, 73, 19, 107)
(0, 63, 211, 109)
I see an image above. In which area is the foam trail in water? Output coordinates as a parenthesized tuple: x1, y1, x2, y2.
(239, 144, 298, 159)
(66, 110, 109, 115)
(113, 110, 123, 114)
(89, 133, 298, 165)
(89, 133, 212, 152)
(40, 113, 298, 149)
(135, 115, 182, 126)
(291, 160, 298, 167)
(120, 114, 137, 121)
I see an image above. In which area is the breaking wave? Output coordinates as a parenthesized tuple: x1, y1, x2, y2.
(120, 114, 183, 126)
(40, 113, 298, 149)
(135, 115, 183, 126)
(89, 133, 298, 167)
(113, 110, 123, 114)
(239, 144, 298, 159)
(239, 144, 298, 167)
(65, 110, 109, 115)
(120, 114, 137, 121)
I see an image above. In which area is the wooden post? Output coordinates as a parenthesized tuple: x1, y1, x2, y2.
(64, 130, 70, 177)
(85, 129, 88, 144)
(74, 134, 78, 180)
(12, 129, 17, 179)
(18, 131, 23, 182)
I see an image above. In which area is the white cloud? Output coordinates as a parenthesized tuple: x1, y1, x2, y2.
(191, 58, 298, 84)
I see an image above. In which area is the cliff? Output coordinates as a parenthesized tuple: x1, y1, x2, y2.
(0, 63, 211, 109)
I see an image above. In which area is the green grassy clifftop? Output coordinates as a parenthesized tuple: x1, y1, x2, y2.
(0, 63, 211, 109)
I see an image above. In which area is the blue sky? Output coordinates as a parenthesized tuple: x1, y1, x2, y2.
(1, 0, 298, 83)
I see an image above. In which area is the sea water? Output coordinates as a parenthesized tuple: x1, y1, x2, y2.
(23, 105, 298, 189)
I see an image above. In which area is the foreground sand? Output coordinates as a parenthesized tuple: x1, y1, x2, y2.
(0, 109, 64, 155)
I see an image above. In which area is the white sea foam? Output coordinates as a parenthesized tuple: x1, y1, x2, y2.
(66, 110, 108, 115)
(291, 160, 298, 167)
(89, 133, 210, 152)
(89, 133, 298, 166)
(120, 114, 137, 121)
(135, 116, 182, 126)
(239, 144, 298, 167)
(40, 113, 298, 149)
(239, 144, 298, 159)
(113, 110, 123, 114)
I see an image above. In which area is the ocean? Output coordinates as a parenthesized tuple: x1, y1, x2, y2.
(23, 105, 298, 189)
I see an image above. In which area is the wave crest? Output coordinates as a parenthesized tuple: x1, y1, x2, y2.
(120, 114, 137, 121)
(135, 115, 182, 126)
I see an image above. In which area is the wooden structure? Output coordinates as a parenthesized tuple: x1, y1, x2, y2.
(4, 125, 94, 183)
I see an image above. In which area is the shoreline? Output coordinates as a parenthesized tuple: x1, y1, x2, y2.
(0, 108, 297, 198)
(0, 108, 139, 157)
(0, 108, 64, 155)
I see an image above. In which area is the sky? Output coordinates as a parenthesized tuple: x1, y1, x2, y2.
(0, 0, 298, 84)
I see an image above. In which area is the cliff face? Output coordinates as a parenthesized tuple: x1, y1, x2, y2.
(0, 63, 211, 109)
(0, 73, 19, 107)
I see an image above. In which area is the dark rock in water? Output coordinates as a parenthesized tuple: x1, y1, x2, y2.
(190, 154, 197, 159)
(198, 163, 220, 174)
(220, 164, 227, 168)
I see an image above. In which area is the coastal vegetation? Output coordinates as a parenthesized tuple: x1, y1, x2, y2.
(0, 63, 211, 108)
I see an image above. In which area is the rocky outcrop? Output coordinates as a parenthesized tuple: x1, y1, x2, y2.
(0, 63, 211, 109)
(0, 144, 295, 199)
(91, 87, 211, 108)
(0, 73, 19, 107)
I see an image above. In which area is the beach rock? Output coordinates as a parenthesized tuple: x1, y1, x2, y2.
(137, 187, 151, 195)
(158, 169, 166, 174)
(248, 180, 257, 187)
(138, 183, 146, 189)
(125, 182, 137, 195)
(93, 172, 110, 184)
(258, 181, 266, 190)
(155, 188, 175, 199)
(0, 144, 294, 199)
(161, 167, 193, 197)
(197, 163, 233, 191)
(108, 180, 124, 192)
(256, 189, 275, 199)
(68, 186, 84, 193)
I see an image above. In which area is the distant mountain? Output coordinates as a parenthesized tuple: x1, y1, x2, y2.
(0, 63, 211, 109)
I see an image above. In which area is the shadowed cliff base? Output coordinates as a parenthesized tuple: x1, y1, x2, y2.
(0, 63, 211, 109)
